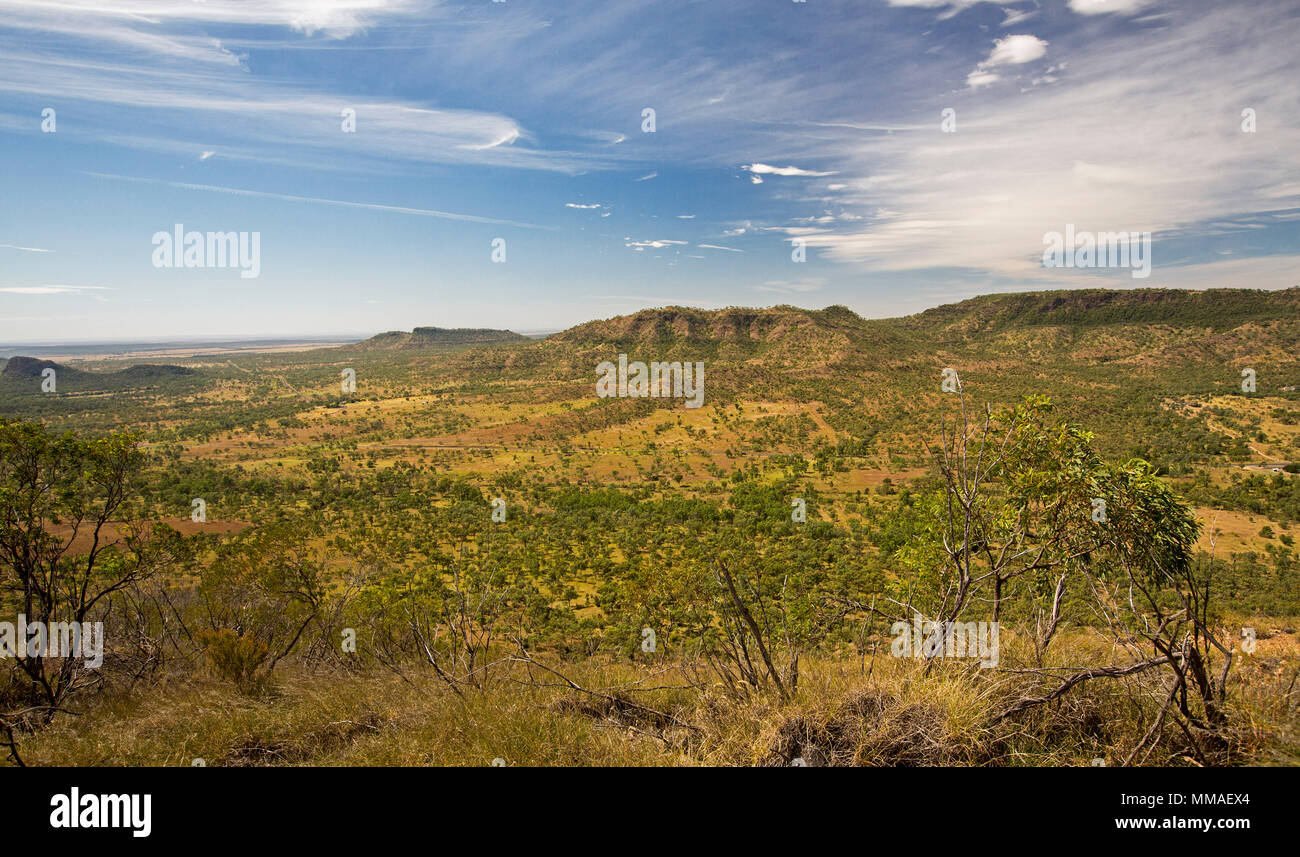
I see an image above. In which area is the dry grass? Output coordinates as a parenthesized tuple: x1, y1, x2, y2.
(9, 624, 1298, 767)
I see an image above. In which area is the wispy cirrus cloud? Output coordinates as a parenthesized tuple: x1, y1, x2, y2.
(0, 0, 611, 173)
(755, 277, 825, 294)
(886, 0, 1154, 19)
(883, 0, 990, 18)
(84, 172, 557, 229)
(1067, 0, 1156, 15)
(0, 1, 428, 42)
(0, 285, 113, 294)
(791, 0, 1300, 285)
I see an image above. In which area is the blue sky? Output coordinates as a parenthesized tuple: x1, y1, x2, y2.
(1, 0, 1298, 342)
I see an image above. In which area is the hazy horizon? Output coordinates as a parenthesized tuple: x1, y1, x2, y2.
(6, 284, 1296, 350)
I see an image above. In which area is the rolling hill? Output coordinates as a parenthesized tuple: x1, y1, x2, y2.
(1, 356, 196, 392)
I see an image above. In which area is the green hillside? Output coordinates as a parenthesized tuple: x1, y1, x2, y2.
(4, 287, 1298, 769)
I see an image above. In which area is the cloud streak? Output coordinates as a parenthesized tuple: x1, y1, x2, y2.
(0, 285, 113, 294)
(85, 172, 557, 229)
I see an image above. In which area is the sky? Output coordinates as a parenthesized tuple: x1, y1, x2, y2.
(1, 0, 1298, 343)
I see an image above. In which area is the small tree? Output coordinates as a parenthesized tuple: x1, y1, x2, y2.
(907, 395, 1105, 652)
(0, 420, 166, 718)
(921, 396, 1232, 762)
(197, 518, 329, 688)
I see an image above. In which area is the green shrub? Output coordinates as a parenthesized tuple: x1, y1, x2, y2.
(199, 629, 270, 693)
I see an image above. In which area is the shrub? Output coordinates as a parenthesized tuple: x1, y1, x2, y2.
(199, 629, 270, 693)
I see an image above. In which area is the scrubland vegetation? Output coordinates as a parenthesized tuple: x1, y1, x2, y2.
(2, 288, 1298, 766)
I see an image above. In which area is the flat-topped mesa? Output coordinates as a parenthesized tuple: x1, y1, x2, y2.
(908, 287, 1300, 334)
(551, 305, 867, 346)
(549, 289, 1300, 347)
(358, 327, 530, 350)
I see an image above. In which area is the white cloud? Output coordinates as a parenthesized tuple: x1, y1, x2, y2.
(744, 163, 839, 177)
(0, 244, 51, 253)
(966, 34, 1048, 89)
(565, 203, 602, 209)
(625, 239, 688, 250)
(986, 34, 1048, 66)
(1068, 0, 1156, 16)
(801, 2, 1300, 283)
